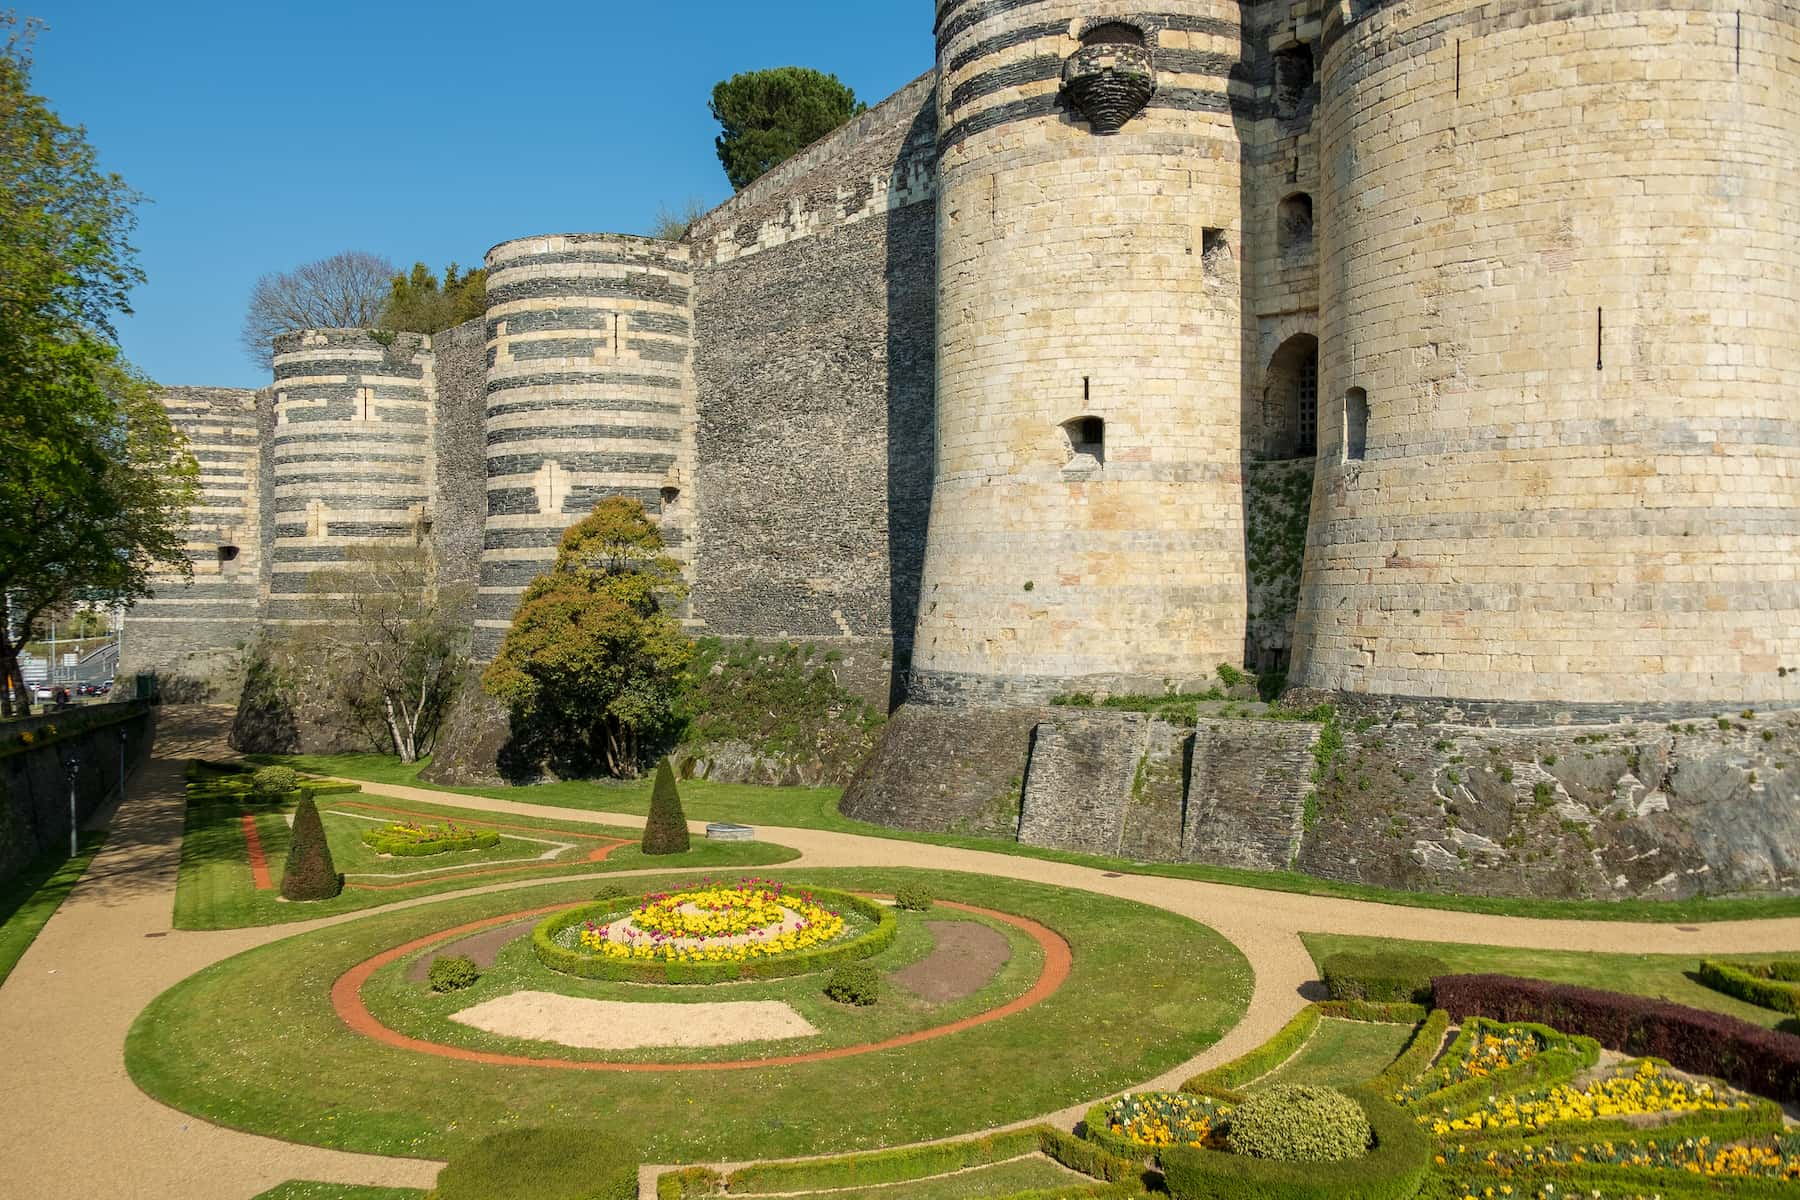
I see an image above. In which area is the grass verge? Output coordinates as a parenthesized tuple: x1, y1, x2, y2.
(0, 831, 103, 985)
(249, 1184, 425, 1200)
(253, 751, 1800, 925)
(1300, 932, 1800, 1030)
(127, 867, 1251, 1162)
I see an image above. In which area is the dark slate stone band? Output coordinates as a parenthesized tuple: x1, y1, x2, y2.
(487, 276, 689, 309)
(485, 371, 682, 395)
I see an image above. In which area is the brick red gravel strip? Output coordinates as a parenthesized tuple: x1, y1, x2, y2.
(241, 813, 273, 891)
(331, 899, 1071, 1072)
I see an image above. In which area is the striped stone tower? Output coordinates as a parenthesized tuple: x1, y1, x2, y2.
(1291, 0, 1800, 707)
(477, 234, 696, 659)
(910, 1, 1248, 702)
(267, 330, 434, 624)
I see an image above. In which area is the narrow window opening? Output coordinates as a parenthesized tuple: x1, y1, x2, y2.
(1278, 193, 1314, 260)
(1455, 40, 1462, 98)
(660, 485, 681, 513)
(1273, 44, 1314, 120)
(1201, 227, 1230, 277)
(358, 385, 374, 421)
(1262, 333, 1318, 459)
(1083, 376, 1091, 402)
(1596, 307, 1604, 371)
(217, 545, 240, 566)
(1062, 416, 1105, 467)
(1081, 21, 1145, 47)
(1344, 388, 1369, 461)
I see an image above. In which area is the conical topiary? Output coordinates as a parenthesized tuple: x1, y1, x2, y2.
(281, 795, 343, 900)
(641, 758, 690, 855)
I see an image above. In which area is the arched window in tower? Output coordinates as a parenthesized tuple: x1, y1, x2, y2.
(1278, 193, 1314, 260)
(1081, 21, 1146, 47)
(1273, 43, 1314, 121)
(1062, 415, 1105, 467)
(660, 485, 680, 514)
(1344, 388, 1369, 461)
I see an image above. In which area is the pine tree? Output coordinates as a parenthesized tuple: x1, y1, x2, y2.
(641, 758, 690, 855)
(281, 796, 343, 900)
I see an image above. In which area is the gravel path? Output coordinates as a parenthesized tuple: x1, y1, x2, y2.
(5, 706, 1799, 1199)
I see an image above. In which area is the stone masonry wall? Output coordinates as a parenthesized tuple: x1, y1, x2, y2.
(1293, 0, 1800, 705)
(687, 74, 938, 694)
(122, 387, 262, 699)
(477, 235, 694, 661)
(913, 1, 1251, 698)
(429, 317, 489, 635)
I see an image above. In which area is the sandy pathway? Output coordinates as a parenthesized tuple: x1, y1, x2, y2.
(4, 706, 1799, 1199)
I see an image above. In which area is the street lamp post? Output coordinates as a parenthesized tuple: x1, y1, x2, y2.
(62, 756, 80, 857)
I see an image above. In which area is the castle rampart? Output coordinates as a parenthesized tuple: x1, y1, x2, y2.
(1293, 0, 1800, 707)
(477, 234, 695, 659)
(266, 329, 435, 624)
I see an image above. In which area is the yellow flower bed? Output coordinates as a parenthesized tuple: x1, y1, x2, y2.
(1427, 1062, 1749, 1136)
(1401, 1025, 1544, 1103)
(1440, 1134, 1800, 1182)
(1103, 1091, 1231, 1148)
(574, 879, 845, 965)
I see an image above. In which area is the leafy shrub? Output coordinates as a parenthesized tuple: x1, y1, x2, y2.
(296, 779, 360, 798)
(594, 883, 629, 903)
(894, 884, 933, 912)
(1160, 1090, 1428, 1200)
(279, 796, 342, 901)
(431, 1127, 639, 1200)
(428, 955, 479, 992)
(1321, 950, 1447, 1004)
(1697, 960, 1800, 1015)
(1432, 973, 1800, 1103)
(362, 822, 501, 857)
(824, 963, 880, 1006)
(641, 758, 690, 855)
(1225, 1085, 1370, 1163)
(250, 765, 301, 800)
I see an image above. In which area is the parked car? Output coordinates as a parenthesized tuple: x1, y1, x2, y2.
(33, 685, 53, 702)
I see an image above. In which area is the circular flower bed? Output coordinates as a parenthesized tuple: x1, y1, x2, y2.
(533, 879, 895, 984)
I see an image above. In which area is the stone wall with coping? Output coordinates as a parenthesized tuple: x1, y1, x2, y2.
(1293, 0, 1800, 705)
(122, 387, 262, 698)
(687, 78, 938, 689)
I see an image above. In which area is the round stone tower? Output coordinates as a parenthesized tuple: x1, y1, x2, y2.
(1292, 0, 1800, 708)
(266, 329, 433, 625)
(911, 1, 1248, 702)
(478, 234, 694, 660)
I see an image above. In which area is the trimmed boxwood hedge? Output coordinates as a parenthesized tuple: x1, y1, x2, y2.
(1182, 1005, 1321, 1093)
(532, 886, 896, 984)
(1407, 1018, 1597, 1116)
(1371, 1009, 1448, 1092)
(1696, 959, 1800, 1015)
(1320, 951, 1446, 1005)
(1158, 1089, 1430, 1200)
(361, 826, 502, 857)
(1433, 973, 1800, 1104)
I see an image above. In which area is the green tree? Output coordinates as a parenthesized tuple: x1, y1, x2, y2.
(381, 261, 488, 334)
(710, 67, 865, 191)
(482, 498, 692, 777)
(641, 758, 690, 855)
(280, 796, 343, 901)
(0, 14, 196, 715)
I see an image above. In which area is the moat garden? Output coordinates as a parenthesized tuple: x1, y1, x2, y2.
(5, 719, 1799, 1200)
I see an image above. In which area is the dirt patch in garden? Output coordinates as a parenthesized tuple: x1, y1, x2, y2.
(405, 917, 538, 983)
(450, 992, 819, 1050)
(890, 920, 1011, 1004)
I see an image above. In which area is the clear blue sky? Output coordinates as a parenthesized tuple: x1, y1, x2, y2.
(27, 1, 933, 388)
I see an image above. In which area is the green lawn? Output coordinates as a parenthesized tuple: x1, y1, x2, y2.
(254, 751, 1800, 925)
(174, 791, 800, 930)
(1301, 932, 1800, 1031)
(1260, 1017, 1416, 1089)
(250, 1184, 424, 1200)
(127, 867, 1251, 1163)
(747, 1155, 1084, 1200)
(363, 907, 1039, 1065)
(0, 831, 103, 985)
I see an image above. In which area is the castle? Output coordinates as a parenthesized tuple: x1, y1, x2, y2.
(126, 1, 1800, 899)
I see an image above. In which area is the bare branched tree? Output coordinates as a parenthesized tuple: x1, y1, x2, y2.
(647, 199, 710, 241)
(239, 250, 396, 369)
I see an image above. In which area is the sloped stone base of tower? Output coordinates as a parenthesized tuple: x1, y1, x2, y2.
(845, 698, 1800, 902)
